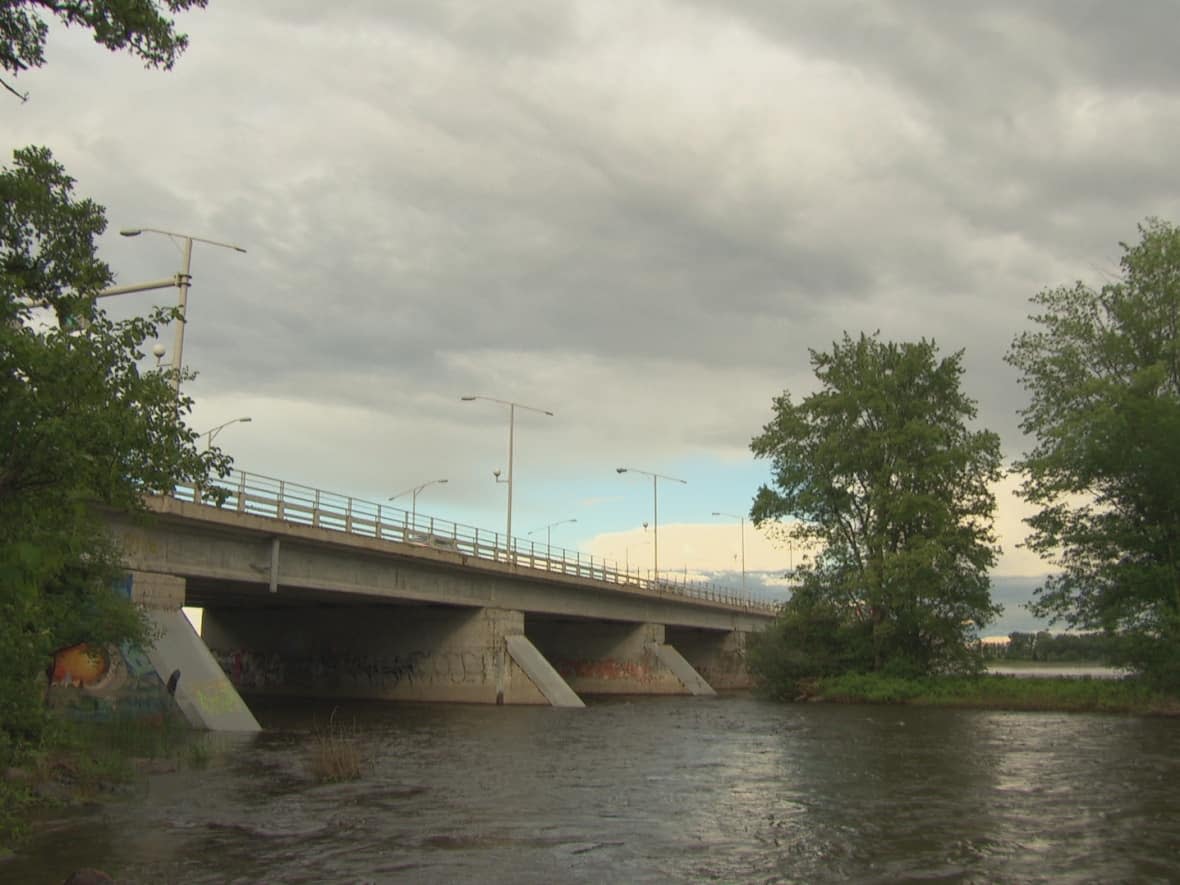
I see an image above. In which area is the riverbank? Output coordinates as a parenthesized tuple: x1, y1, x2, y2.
(0, 718, 206, 855)
(805, 672, 1180, 715)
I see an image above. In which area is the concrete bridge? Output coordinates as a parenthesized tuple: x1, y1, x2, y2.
(108, 471, 777, 720)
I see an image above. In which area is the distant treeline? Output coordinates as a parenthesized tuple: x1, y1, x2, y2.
(989, 631, 1117, 663)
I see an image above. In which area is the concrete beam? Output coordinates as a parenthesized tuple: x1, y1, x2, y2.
(103, 500, 773, 633)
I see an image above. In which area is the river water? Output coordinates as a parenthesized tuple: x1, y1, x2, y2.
(9, 695, 1180, 884)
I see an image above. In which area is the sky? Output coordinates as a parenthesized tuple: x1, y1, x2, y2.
(8, 2, 1180, 618)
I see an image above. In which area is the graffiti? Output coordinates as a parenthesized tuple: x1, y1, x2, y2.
(209, 646, 509, 694)
(557, 659, 652, 681)
(211, 649, 284, 690)
(193, 680, 246, 715)
(48, 641, 178, 722)
(212, 648, 432, 692)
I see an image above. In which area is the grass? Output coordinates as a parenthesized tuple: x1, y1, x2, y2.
(306, 710, 363, 783)
(808, 672, 1180, 715)
(1, 715, 207, 850)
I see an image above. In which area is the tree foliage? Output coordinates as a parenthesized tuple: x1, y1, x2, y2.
(1, 0, 206, 99)
(0, 146, 229, 745)
(1007, 219, 1180, 686)
(750, 333, 1003, 679)
(997, 631, 1118, 664)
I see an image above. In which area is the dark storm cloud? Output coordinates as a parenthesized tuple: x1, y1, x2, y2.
(10, 1, 1179, 474)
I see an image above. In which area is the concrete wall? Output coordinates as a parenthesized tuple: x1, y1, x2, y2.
(202, 604, 549, 705)
(527, 620, 689, 695)
(667, 627, 751, 690)
(129, 570, 185, 609)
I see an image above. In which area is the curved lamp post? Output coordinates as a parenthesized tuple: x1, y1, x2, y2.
(461, 395, 553, 553)
(120, 227, 247, 397)
(389, 478, 448, 523)
(201, 416, 252, 450)
(528, 517, 577, 549)
(616, 467, 686, 583)
(712, 511, 747, 595)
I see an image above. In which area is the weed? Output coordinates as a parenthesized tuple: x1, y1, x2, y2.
(307, 709, 363, 782)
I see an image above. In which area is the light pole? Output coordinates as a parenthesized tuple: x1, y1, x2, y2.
(712, 511, 747, 595)
(528, 518, 577, 549)
(389, 478, 448, 524)
(120, 227, 247, 397)
(616, 467, 686, 583)
(461, 395, 554, 554)
(201, 416, 252, 450)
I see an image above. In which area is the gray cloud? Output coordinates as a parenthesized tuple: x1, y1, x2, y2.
(7, 1, 1180, 546)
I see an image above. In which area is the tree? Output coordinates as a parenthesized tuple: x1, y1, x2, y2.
(0, 146, 230, 746)
(1007, 219, 1180, 686)
(750, 333, 1003, 677)
(1, 0, 207, 100)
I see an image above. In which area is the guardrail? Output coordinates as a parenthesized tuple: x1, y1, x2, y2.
(174, 469, 777, 614)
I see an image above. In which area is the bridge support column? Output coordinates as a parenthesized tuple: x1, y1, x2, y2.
(128, 569, 186, 610)
(665, 628, 752, 690)
(530, 621, 713, 696)
(116, 571, 260, 731)
(201, 604, 569, 705)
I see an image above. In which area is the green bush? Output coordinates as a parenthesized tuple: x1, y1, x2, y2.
(747, 594, 875, 697)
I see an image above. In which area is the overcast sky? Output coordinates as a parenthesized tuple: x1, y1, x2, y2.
(9, 2, 1180, 596)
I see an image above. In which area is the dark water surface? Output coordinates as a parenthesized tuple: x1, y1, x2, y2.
(9, 695, 1180, 883)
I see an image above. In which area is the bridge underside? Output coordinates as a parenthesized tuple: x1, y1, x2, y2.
(197, 598, 749, 707)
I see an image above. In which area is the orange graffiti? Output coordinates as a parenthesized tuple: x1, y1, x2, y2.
(52, 644, 111, 687)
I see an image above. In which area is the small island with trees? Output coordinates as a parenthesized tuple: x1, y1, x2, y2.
(745, 220, 1180, 715)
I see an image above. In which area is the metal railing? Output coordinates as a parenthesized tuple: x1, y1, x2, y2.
(174, 469, 777, 613)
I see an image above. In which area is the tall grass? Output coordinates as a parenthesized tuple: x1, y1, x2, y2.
(307, 710, 363, 782)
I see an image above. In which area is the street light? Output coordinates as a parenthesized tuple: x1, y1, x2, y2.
(461, 395, 554, 554)
(120, 227, 247, 397)
(712, 511, 747, 595)
(389, 478, 449, 523)
(616, 467, 686, 583)
(200, 416, 252, 450)
(527, 517, 577, 549)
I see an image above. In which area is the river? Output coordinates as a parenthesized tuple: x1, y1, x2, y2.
(9, 694, 1180, 883)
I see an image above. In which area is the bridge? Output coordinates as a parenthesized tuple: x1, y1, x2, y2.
(106, 471, 778, 723)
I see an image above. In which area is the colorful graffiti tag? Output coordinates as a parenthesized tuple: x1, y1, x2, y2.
(48, 641, 180, 723)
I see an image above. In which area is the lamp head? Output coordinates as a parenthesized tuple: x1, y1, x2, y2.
(493, 468, 501, 479)
(460, 395, 477, 402)
(438, 478, 449, 485)
(240, 417, 253, 424)
(616, 467, 627, 474)
(119, 228, 142, 237)
(712, 511, 721, 517)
